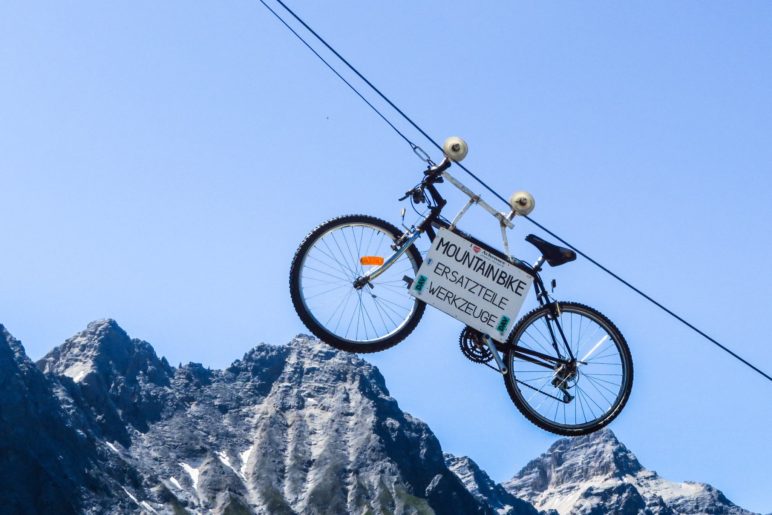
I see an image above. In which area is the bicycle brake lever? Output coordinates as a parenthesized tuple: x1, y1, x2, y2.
(399, 187, 417, 201)
(411, 189, 426, 204)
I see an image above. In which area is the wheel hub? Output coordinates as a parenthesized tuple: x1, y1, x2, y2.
(552, 361, 579, 390)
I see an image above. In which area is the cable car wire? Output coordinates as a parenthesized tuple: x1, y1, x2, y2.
(258, 0, 421, 154)
(258, 0, 772, 383)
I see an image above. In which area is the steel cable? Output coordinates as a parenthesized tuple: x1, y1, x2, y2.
(259, 0, 771, 383)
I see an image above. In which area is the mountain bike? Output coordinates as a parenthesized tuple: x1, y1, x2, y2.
(289, 137, 633, 436)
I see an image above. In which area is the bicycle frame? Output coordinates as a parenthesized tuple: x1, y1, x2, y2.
(288, 140, 633, 430)
(356, 159, 578, 376)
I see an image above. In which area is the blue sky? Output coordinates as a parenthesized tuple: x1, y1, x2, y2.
(1, 1, 771, 511)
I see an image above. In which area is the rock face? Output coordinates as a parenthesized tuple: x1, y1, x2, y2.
(0, 323, 87, 514)
(502, 429, 756, 515)
(38, 320, 173, 447)
(0, 320, 763, 514)
(444, 454, 539, 515)
(0, 324, 141, 514)
(23, 320, 491, 514)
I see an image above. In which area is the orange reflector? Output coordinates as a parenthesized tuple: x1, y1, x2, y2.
(360, 256, 385, 266)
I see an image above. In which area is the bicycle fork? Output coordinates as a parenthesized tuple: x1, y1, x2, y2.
(353, 229, 422, 289)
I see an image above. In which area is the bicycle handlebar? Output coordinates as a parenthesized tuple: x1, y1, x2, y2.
(426, 157, 452, 177)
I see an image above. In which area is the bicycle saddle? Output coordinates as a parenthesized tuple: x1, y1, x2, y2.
(525, 234, 577, 267)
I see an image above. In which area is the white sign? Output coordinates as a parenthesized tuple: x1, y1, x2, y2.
(409, 228, 532, 340)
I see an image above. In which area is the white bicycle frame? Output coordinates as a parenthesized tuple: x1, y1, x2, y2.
(360, 162, 531, 375)
(363, 162, 525, 285)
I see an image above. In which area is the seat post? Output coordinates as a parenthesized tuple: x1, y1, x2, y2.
(532, 255, 545, 272)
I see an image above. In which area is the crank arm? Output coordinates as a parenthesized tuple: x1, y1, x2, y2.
(483, 335, 507, 375)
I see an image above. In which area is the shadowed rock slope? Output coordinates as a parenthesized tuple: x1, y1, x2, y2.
(0, 324, 145, 514)
(0, 320, 762, 514)
(26, 320, 494, 514)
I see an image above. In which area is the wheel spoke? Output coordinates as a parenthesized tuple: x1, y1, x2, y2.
(584, 373, 620, 400)
(293, 218, 423, 346)
(505, 304, 632, 434)
(303, 284, 350, 301)
(330, 288, 355, 331)
(315, 241, 356, 279)
(302, 264, 351, 283)
(321, 237, 357, 279)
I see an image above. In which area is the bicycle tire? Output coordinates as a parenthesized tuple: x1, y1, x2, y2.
(289, 214, 425, 353)
(503, 302, 633, 436)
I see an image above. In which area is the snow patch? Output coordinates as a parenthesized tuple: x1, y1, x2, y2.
(122, 486, 158, 513)
(105, 441, 120, 454)
(62, 362, 92, 382)
(240, 445, 254, 478)
(169, 477, 182, 490)
(217, 450, 242, 478)
(533, 477, 621, 515)
(122, 486, 140, 505)
(179, 462, 200, 494)
(635, 475, 706, 501)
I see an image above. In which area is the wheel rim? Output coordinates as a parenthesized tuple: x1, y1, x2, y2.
(297, 222, 421, 345)
(508, 306, 630, 431)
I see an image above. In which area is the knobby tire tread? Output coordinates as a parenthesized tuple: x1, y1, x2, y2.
(503, 302, 633, 436)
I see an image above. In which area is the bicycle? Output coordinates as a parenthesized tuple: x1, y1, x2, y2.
(289, 137, 633, 436)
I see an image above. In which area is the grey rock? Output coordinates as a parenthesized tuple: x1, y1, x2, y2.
(0, 320, 763, 515)
(503, 429, 757, 515)
(25, 323, 491, 514)
(0, 323, 141, 514)
(444, 453, 539, 515)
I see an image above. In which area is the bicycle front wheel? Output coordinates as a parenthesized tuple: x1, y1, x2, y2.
(503, 302, 633, 436)
(289, 214, 425, 353)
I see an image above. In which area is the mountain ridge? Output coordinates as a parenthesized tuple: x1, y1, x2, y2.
(7, 320, 491, 513)
(502, 429, 755, 515)
(0, 320, 762, 514)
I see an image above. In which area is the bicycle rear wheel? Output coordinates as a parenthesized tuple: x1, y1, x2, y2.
(503, 302, 633, 436)
(289, 214, 425, 353)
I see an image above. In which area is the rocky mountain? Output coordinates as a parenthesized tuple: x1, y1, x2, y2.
(502, 429, 756, 515)
(7, 320, 492, 514)
(0, 320, 763, 514)
(444, 454, 539, 515)
(0, 323, 145, 514)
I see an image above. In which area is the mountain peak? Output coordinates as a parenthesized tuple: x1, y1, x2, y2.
(504, 429, 755, 515)
(1, 323, 24, 360)
(445, 453, 539, 515)
(2, 322, 761, 514)
(35, 320, 174, 442)
(37, 319, 170, 385)
(504, 429, 643, 502)
(83, 318, 126, 339)
(543, 428, 640, 475)
(0, 324, 36, 378)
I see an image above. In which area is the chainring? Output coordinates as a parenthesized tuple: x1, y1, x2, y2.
(458, 327, 494, 364)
